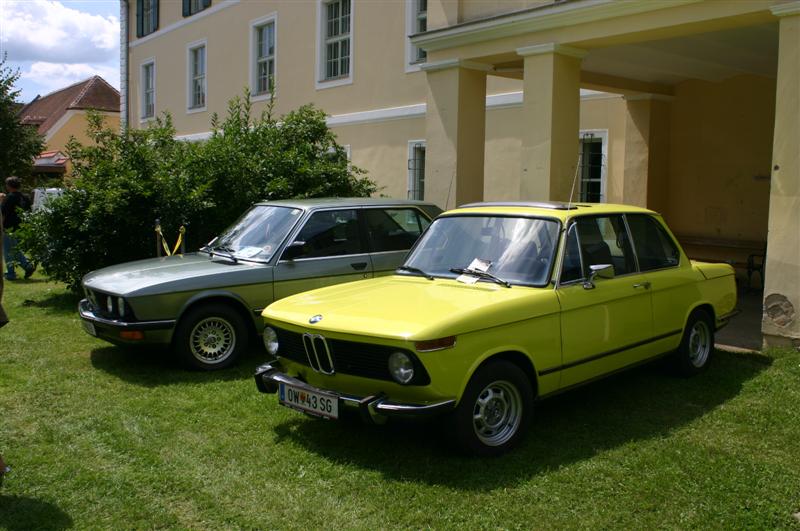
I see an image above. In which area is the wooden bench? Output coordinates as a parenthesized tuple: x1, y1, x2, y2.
(676, 234, 766, 287)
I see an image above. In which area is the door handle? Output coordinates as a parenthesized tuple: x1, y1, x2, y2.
(350, 262, 368, 271)
(633, 282, 651, 290)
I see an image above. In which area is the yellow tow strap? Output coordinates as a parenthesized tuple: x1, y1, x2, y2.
(155, 224, 186, 256)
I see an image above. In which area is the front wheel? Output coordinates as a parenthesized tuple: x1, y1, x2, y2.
(174, 304, 249, 370)
(672, 309, 714, 376)
(449, 360, 533, 456)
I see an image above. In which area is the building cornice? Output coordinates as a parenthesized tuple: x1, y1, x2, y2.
(517, 43, 588, 59)
(419, 59, 494, 73)
(411, 0, 703, 53)
(129, 0, 240, 49)
(771, 2, 800, 17)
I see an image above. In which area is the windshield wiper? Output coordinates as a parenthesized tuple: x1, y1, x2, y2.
(396, 265, 434, 280)
(202, 244, 238, 264)
(449, 267, 511, 288)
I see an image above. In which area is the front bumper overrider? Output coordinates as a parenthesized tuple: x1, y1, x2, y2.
(254, 362, 456, 421)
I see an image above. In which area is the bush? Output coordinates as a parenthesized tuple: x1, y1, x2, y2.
(18, 94, 376, 289)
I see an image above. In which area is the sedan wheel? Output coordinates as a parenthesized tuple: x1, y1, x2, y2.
(175, 304, 249, 370)
(189, 316, 236, 365)
(472, 380, 523, 448)
(673, 309, 714, 376)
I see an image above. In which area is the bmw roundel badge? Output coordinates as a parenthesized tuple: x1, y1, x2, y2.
(309, 314, 323, 324)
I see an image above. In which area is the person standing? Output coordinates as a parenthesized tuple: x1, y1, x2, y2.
(1, 176, 35, 281)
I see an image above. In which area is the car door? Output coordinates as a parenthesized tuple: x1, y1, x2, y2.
(273, 208, 374, 300)
(363, 207, 432, 276)
(626, 214, 694, 342)
(556, 215, 654, 389)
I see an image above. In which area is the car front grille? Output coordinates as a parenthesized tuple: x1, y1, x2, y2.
(273, 327, 430, 385)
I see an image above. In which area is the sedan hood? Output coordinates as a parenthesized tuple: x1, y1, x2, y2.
(263, 275, 557, 340)
(82, 253, 270, 296)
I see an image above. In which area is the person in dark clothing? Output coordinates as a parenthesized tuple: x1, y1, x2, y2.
(1, 176, 35, 281)
(0, 208, 7, 328)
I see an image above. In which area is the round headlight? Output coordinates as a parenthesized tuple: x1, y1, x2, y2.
(106, 296, 114, 314)
(263, 327, 279, 356)
(388, 351, 415, 385)
(117, 297, 126, 318)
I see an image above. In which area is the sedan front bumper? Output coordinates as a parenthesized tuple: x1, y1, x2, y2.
(254, 362, 456, 422)
(78, 299, 176, 346)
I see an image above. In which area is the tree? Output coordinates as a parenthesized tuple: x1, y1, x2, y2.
(18, 93, 377, 289)
(0, 55, 44, 179)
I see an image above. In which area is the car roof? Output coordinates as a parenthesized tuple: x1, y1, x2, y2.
(254, 197, 437, 210)
(445, 201, 658, 220)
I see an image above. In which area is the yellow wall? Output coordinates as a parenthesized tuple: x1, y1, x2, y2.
(46, 111, 120, 155)
(459, 0, 553, 24)
(666, 74, 775, 244)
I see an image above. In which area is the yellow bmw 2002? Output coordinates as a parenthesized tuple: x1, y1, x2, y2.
(254, 202, 737, 455)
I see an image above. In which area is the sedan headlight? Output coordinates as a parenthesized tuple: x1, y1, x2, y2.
(388, 351, 415, 385)
(117, 297, 126, 318)
(263, 327, 279, 356)
(106, 296, 114, 314)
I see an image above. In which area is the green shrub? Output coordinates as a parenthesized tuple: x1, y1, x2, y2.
(18, 94, 376, 289)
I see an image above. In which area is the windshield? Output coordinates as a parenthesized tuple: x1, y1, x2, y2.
(402, 215, 560, 286)
(206, 205, 302, 261)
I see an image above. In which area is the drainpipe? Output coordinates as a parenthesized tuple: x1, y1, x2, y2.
(120, 0, 129, 131)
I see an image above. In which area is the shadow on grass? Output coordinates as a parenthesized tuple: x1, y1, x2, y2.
(19, 291, 81, 315)
(89, 344, 267, 387)
(273, 350, 772, 490)
(0, 494, 72, 530)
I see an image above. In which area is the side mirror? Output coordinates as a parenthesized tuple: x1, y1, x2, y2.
(281, 240, 307, 261)
(583, 264, 615, 290)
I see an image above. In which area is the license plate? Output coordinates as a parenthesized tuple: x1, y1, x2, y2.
(279, 383, 338, 419)
(82, 321, 97, 337)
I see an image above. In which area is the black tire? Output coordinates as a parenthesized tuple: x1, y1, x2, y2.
(672, 309, 714, 377)
(448, 360, 533, 457)
(174, 303, 249, 370)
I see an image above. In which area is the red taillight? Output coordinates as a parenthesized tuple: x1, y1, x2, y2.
(120, 330, 144, 341)
(415, 336, 456, 352)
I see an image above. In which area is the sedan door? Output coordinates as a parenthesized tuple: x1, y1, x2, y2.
(363, 207, 432, 276)
(273, 208, 374, 300)
(556, 215, 654, 389)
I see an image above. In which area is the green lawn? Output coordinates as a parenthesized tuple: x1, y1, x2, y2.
(1, 277, 799, 529)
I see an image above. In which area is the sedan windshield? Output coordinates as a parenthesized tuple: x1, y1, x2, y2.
(205, 205, 302, 261)
(402, 215, 560, 286)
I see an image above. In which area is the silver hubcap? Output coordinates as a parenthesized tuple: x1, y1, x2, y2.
(688, 320, 711, 368)
(472, 380, 522, 447)
(189, 317, 236, 364)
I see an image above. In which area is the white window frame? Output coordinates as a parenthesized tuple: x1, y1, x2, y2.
(186, 39, 207, 113)
(315, 0, 353, 90)
(407, 139, 426, 200)
(249, 13, 278, 102)
(405, 0, 427, 73)
(140, 58, 156, 122)
(578, 129, 608, 203)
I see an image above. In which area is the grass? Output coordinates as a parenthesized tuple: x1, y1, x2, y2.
(1, 277, 799, 529)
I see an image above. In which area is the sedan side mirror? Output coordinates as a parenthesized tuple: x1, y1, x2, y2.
(281, 240, 307, 261)
(583, 264, 615, 290)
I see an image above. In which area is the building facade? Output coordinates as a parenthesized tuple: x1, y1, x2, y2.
(122, 0, 800, 347)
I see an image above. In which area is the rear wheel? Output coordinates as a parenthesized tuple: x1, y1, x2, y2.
(174, 304, 249, 370)
(449, 360, 533, 456)
(672, 309, 714, 376)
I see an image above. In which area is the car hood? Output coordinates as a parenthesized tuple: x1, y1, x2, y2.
(82, 253, 270, 297)
(263, 275, 558, 341)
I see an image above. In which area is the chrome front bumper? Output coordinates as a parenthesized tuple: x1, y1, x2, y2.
(254, 362, 456, 421)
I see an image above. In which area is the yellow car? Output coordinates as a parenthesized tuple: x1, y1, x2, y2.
(254, 202, 737, 455)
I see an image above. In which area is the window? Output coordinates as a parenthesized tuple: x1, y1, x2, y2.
(136, 0, 158, 38)
(141, 61, 155, 119)
(321, 0, 351, 82)
(252, 17, 276, 96)
(183, 0, 211, 17)
(626, 215, 680, 271)
(188, 42, 206, 111)
(408, 141, 425, 200)
(411, 0, 427, 63)
(291, 209, 362, 259)
(365, 208, 430, 253)
(573, 215, 636, 276)
(560, 224, 584, 283)
(578, 133, 606, 202)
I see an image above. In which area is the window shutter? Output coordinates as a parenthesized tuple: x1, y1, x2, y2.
(153, 0, 159, 31)
(136, 0, 144, 37)
(182, 0, 191, 17)
(203, 0, 212, 8)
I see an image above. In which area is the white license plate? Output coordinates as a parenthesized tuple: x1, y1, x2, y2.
(279, 383, 338, 419)
(82, 321, 97, 337)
